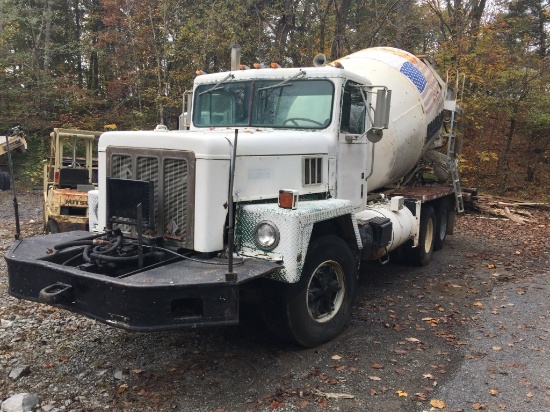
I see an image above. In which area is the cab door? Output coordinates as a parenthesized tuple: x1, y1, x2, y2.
(336, 81, 368, 210)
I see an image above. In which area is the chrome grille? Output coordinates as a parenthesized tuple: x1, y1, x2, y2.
(163, 159, 188, 240)
(137, 157, 159, 228)
(107, 148, 195, 248)
(111, 155, 132, 179)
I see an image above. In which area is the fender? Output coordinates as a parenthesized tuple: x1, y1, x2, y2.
(236, 199, 362, 283)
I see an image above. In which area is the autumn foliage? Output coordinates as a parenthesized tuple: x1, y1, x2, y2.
(0, 0, 547, 197)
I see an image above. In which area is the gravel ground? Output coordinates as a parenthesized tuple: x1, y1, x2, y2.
(1, 189, 549, 412)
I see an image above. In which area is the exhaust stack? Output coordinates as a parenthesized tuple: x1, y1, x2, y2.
(231, 44, 241, 71)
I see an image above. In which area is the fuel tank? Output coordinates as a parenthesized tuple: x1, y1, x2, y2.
(335, 47, 446, 191)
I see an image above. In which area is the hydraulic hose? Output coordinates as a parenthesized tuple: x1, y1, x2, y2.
(53, 232, 109, 250)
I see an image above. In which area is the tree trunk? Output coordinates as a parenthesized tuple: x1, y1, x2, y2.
(44, 0, 52, 70)
(330, 0, 351, 60)
(496, 115, 517, 193)
(73, 0, 83, 88)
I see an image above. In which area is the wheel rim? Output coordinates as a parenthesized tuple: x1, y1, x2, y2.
(424, 218, 435, 254)
(306, 260, 345, 323)
(439, 209, 448, 240)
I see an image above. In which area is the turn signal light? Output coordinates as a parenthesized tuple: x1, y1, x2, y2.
(278, 189, 299, 210)
(54, 170, 59, 183)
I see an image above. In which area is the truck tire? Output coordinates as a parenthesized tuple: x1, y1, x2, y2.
(46, 219, 60, 234)
(0, 171, 10, 191)
(281, 235, 357, 347)
(407, 205, 435, 266)
(434, 198, 452, 251)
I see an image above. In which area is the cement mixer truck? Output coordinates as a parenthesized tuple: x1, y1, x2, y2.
(6, 47, 465, 347)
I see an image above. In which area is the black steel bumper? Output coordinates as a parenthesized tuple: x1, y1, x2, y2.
(5, 231, 281, 331)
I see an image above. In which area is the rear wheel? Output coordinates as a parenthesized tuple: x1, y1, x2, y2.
(265, 235, 357, 347)
(0, 171, 10, 191)
(434, 199, 452, 251)
(407, 205, 436, 266)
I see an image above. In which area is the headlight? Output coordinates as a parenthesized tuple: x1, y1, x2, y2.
(254, 221, 280, 250)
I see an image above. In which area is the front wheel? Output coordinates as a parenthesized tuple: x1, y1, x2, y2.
(282, 235, 357, 347)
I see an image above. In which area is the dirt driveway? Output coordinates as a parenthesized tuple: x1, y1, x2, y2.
(1, 190, 549, 412)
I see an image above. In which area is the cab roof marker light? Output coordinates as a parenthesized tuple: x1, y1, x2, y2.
(196, 70, 207, 75)
(253, 63, 265, 69)
(239, 64, 250, 70)
(270, 62, 281, 69)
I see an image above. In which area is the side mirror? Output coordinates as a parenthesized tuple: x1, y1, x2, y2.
(373, 89, 391, 130)
(367, 88, 391, 143)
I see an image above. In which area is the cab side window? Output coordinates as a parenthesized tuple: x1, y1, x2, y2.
(340, 81, 366, 134)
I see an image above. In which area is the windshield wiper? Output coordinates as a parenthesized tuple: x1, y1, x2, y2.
(198, 73, 235, 96)
(257, 70, 306, 92)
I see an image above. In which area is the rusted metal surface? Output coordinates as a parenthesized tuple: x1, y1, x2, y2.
(56, 219, 87, 232)
(393, 185, 455, 202)
(48, 189, 89, 214)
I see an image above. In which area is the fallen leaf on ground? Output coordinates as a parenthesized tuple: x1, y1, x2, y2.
(430, 399, 445, 408)
(396, 390, 408, 397)
(269, 400, 284, 410)
(489, 388, 499, 396)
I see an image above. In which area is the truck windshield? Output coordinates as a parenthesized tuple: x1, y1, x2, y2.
(193, 79, 334, 129)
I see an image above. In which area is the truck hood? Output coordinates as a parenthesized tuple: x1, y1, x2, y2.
(98, 129, 333, 158)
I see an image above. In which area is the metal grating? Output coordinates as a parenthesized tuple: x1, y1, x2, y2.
(111, 155, 132, 179)
(163, 158, 188, 240)
(303, 157, 322, 185)
(137, 157, 159, 228)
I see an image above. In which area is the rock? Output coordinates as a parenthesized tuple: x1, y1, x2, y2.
(113, 370, 125, 380)
(8, 365, 30, 380)
(1, 319, 13, 328)
(0, 393, 40, 412)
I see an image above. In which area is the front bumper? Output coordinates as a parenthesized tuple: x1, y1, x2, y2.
(6, 231, 281, 331)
